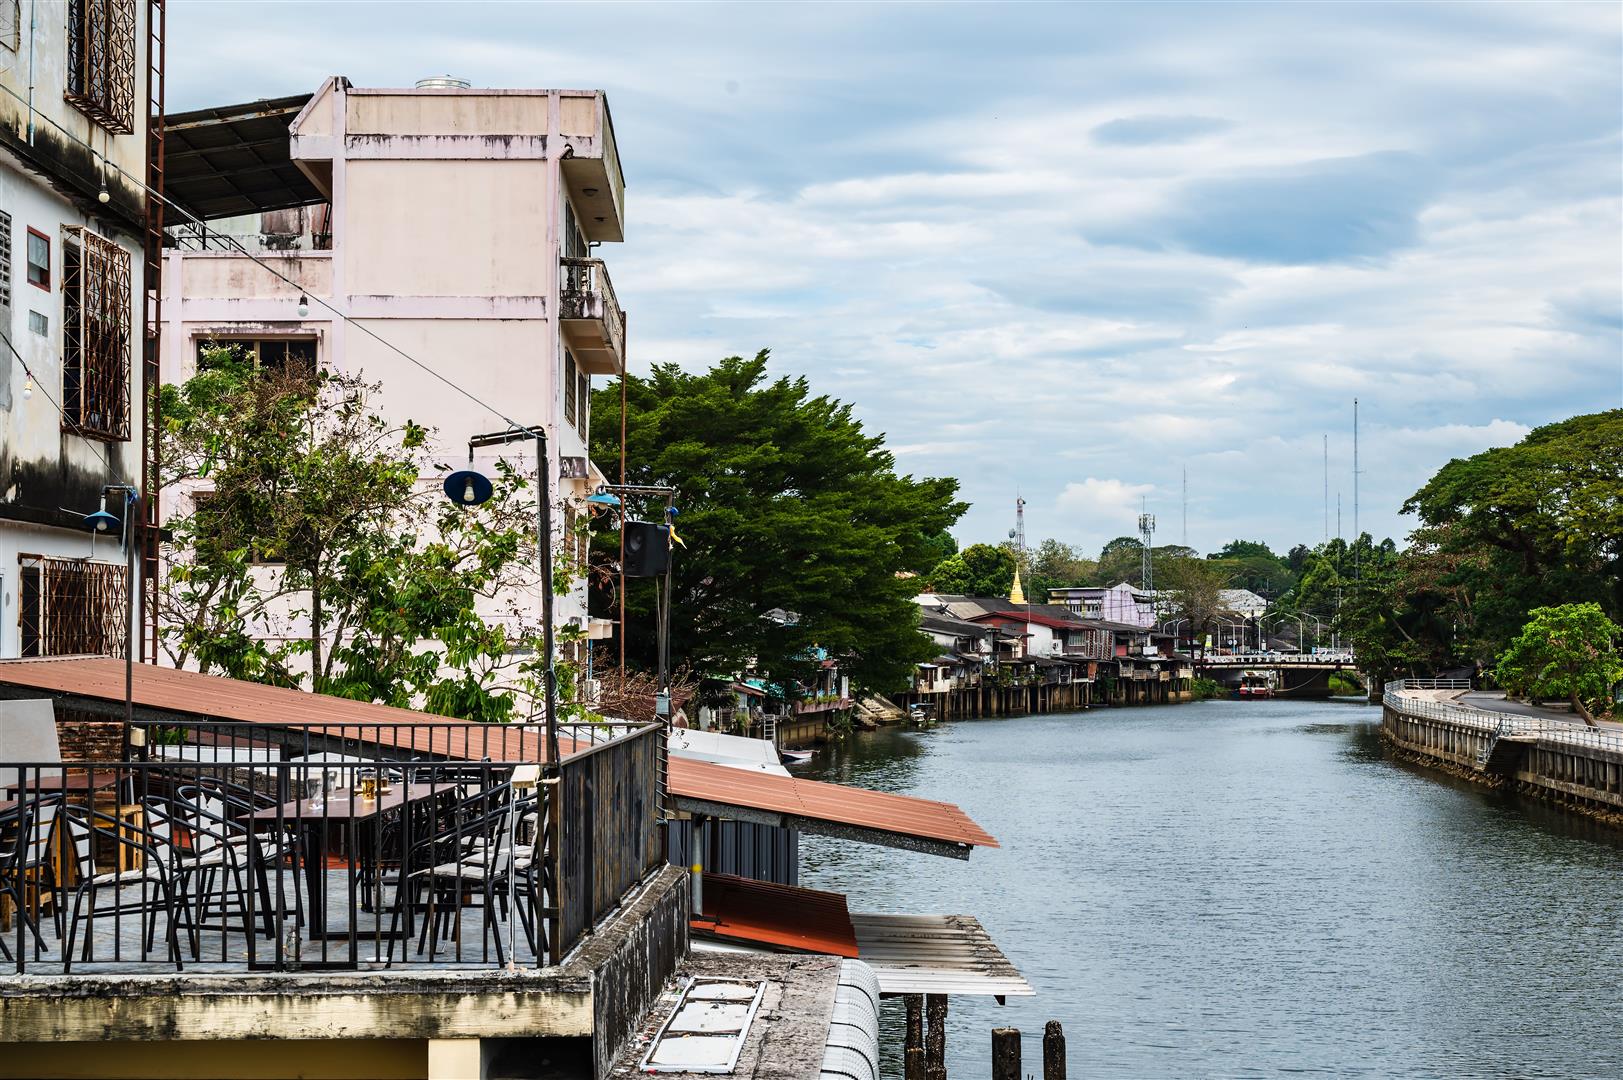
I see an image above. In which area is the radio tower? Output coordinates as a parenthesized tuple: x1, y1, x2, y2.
(1011, 493, 1027, 556)
(1138, 506, 1156, 594)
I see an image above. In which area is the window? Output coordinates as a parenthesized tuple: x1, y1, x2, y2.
(0, 211, 10, 311)
(61, 226, 132, 441)
(65, 0, 136, 134)
(28, 311, 47, 336)
(26, 228, 48, 290)
(563, 349, 578, 426)
(0, 1, 18, 53)
(18, 555, 127, 658)
(196, 337, 317, 376)
(576, 369, 589, 438)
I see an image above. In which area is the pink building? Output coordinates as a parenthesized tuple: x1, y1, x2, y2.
(159, 75, 626, 675)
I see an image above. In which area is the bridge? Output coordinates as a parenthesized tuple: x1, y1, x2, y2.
(1194, 651, 1360, 698)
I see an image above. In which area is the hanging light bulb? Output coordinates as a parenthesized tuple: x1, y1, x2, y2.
(22, 375, 33, 400)
(97, 181, 110, 204)
(297, 293, 310, 318)
(462, 476, 476, 503)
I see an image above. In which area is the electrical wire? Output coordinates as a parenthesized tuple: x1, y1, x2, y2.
(0, 78, 538, 441)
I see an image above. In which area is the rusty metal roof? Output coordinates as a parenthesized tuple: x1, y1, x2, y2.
(693, 873, 859, 958)
(163, 94, 325, 220)
(0, 658, 997, 856)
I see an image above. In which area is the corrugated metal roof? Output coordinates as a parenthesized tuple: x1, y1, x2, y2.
(694, 873, 859, 958)
(850, 913, 1034, 998)
(0, 658, 996, 853)
(163, 95, 326, 220)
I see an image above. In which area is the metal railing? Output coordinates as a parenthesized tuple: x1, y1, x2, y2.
(1198, 651, 1356, 665)
(0, 717, 666, 974)
(1382, 681, 1623, 755)
(558, 257, 626, 365)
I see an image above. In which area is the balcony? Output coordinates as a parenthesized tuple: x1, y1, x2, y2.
(559, 257, 625, 375)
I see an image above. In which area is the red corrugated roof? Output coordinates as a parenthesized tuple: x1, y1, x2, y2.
(0, 658, 997, 851)
(693, 873, 858, 957)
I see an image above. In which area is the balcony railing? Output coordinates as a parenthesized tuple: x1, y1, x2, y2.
(559, 257, 626, 375)
(0, 717, 663, 974)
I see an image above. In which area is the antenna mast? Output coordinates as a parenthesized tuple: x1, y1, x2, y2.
(1181, 466, 1188, 547)
(1353, 398, 1361, 579)
(1138, 506, 1156, 594)
(1323, 434, 1329, 544)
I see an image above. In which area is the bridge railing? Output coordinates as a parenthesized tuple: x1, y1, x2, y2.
(1198, 652, 1355, 665)
(1382, 681, 1623, 755)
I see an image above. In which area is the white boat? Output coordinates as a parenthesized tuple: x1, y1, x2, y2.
(779, 748, 814, 765)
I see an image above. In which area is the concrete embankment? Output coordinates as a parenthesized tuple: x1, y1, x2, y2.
(1382, 682, 1623, 826)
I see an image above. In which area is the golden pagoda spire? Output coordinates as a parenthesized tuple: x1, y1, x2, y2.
(1009, 567, 1026, 604)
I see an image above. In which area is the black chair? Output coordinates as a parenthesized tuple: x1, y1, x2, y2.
(60, 802, 198, 972)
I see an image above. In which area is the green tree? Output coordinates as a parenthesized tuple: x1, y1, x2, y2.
(1495, 603, 1622, 725)
(160, 354, 552, 721)
(1157, 556, 1228, 655)
(927, 543, 1015, 597)
(588, 352, 966, 694)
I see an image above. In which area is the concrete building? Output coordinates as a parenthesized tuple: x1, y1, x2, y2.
(157, 75, 625, 679)
(0, 0, 159, 661)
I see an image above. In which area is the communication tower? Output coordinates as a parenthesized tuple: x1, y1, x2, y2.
(1138, 511, 1156, 594)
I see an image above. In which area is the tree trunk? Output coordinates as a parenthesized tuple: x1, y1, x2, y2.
(1571, 687, 1597, 727)
(311, 582, 323, 690)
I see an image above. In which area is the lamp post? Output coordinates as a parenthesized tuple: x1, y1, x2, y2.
(444, 427, 558, 770)
(83, 485, 139, 731)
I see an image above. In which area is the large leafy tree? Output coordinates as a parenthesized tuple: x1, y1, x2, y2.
(1495, 603, 1622, 725)
(160, 354, 554, 721)
(931, 543, 1016, 596)
(589, 352, 965, 694)
(1156, 556, 1229, 654)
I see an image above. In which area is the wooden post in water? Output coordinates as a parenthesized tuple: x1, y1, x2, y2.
(992, 1027, 1021, 1080)
(1043, 1020, 1066, 1079)
(925, 994, 948, 1080)
(905, 995, 925, 1080)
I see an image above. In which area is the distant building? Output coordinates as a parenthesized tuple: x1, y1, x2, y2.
(1048, 582, 1156, 627)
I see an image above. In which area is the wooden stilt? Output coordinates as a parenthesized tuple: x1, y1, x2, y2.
(926, 994, 948, 1080)
(1043, 1020, 1066, 1079)
(905, 995, 925, 1080)
(992, 1028, 1021, 1080)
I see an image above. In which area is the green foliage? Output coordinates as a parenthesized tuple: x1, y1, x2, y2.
(160, 355, 557, 721)
(1495, 603, 1622, 725)
(1157, 556, 1229, 650)
(930, 543, 1016, 597)
(1012, 538, 1098, 601)
(588, 351, 966, 695)
(1190, 676, 1225, 700)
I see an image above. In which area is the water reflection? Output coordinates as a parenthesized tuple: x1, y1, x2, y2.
(800, 701, 1623, 1079)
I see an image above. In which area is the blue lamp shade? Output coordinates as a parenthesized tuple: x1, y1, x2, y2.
(82, 509, 121, 533)
(443, 469, 494, 507)
(585, 491, 621, 509)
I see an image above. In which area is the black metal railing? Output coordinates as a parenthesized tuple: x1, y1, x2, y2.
(558, 256, 626, 364)
(0, 716, 652, 974)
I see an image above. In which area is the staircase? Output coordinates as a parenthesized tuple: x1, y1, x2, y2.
(1477, 723, 1538, 775)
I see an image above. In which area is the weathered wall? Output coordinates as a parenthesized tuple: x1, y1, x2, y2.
(585, 864, 690, 1080)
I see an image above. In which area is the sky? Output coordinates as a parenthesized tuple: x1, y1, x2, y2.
(167, 1, 1623, 558)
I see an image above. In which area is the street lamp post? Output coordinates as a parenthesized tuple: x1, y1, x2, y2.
(83, 485, 140, 731)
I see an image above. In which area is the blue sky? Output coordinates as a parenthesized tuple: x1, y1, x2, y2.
(169, 1, 1622, 558)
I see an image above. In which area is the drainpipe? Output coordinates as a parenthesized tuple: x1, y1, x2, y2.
(25, 0, 37, 143)
(690, 814, 705, 916)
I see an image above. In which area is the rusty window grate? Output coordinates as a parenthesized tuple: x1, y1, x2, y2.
(62, 226, 132, 441)
(18, 555, 127, 658)
(65, 0, 136, 134)
(563, 349, 578, 425)
(0, 211, 11, 312)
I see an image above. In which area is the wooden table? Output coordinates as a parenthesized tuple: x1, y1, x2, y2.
(3, 773, 121, 796)
(250, 784, 443, 945)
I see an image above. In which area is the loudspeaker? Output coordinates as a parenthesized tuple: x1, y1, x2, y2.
(623, 521, 671, 577)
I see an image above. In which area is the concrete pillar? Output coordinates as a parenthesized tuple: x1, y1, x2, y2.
(429, 1039, 491, 1080)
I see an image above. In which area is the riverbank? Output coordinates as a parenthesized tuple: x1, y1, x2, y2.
(798, 700, 1623, 1079)
(1381, 681, 1623, 827)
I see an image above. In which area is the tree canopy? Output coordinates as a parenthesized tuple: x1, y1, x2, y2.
(1495, 603, 1622, 725)
(588, 352, 966, 695)
(159, 354, 553, 721)
(930, 543, 1017, 597)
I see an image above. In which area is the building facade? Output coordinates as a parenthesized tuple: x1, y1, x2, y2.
(158, 75, 625, 683)
(0, 0, 158, 661)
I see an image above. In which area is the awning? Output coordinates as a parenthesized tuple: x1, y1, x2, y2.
(689, 876, 1031, 1000)
(850, 914, 1034, 999)
(163, 94, 326, 220)
(694, 873, 858, 958)
(0, 658, 997, 859)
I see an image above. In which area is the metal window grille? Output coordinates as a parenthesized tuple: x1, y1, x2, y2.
(563, 349, 578, 425)
(0, 211, 11, 312)
(17, 555, 127, 658)
(64, 0, 136, 134)
(62, 226, 132, 441)
(576, 369, 589, 438)
(0, 1, 18, 52)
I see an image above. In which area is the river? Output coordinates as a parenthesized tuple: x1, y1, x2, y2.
(798, 698, 1623, 1079)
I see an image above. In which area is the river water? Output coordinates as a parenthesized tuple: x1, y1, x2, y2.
(798, 698, 1623, 1079)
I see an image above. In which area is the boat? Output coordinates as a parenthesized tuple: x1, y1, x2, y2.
(779, 748, 814, 765)
(907, 702, 937, 726)
(1237, 671, 1274, 699)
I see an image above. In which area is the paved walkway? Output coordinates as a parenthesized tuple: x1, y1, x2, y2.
(1457, 691, 1623, 732)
